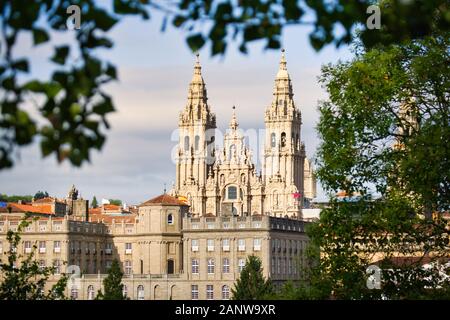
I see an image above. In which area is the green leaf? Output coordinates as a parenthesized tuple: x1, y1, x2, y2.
(12, 59, 29, 72)
(51, 46, 70, 65)
(186, 34, 205, 52)
(32, 28, 49, 45)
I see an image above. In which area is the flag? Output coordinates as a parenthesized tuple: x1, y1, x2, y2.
(0, 202, 7, 208)
(292, 192, 301, 199)
(178, 196, 189, 204)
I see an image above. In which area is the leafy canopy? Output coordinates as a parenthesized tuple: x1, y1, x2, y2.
(1, 0, 448, 170)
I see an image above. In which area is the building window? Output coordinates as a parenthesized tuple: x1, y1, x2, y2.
(277, 258, 281, 274)
(191, 239, 199, 252)
(167, 214, 174, 225)
(87, 285, 95, 300)
(38, 241, 46, 253)
(191, 259, 199, 274)
(194, 135, 200, 151)
(227, 186, 237, 200)
(207, 258, 215, 274)
(222, 239, 230, 251)
(223, 258, 230, 273)
(222, 285, 230, 300)
(53, 260, 61, 274)
(167, 259, 175, 274)
(281, 132, 286, 147)
(106, 260, 112, 270)
(271, 132, 276, 148)
(184, 136, 190, 151)
(124, 260, 132, 275)
(71, 287, 78, 300)
(24, 241, 32, 253)
(137, 285, 145, 300)
(253, 238, 261, 251)
(238, 239, 246, 251)
(38, 259, 46, 271)
(53, 221, 62, 231)
(125, 243, 132, 254)
(206, 285, 214, 300)
(238, 258, 246, 273)
(207, 239, 215, 251)
(39, 222, 47, 232)
(191, 285, 199, 300)
(271, 257, 276, 274)
(123, 285, 128, 298)
(105, 242, 113, 255)
(54, 241, 61, 253)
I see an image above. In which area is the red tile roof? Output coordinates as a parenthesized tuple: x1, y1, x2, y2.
(0, 203, 54, 215)
(140, 194, 189, 207)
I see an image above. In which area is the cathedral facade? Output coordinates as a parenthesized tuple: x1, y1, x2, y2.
(174, 50, 316, 218)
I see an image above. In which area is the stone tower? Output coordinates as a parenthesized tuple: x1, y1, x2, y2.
(263, 50, 305, 218)
(175, 54, 216, 216)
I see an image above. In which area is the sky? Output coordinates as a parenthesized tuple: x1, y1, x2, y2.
(0, 5, 354, 205)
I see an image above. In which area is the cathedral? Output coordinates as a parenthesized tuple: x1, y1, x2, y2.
(173, 50, 316, 218)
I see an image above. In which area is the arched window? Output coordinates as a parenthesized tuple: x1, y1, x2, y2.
(296, 134, 299, 150)
(270, 133, 276, 148)
(137, 285, 145, 300)
(87, 285, 95, 300)
(167, 214, 173, 225)
(222, 285, 230, 300)
(281, 132, 286, 148)
(194, 135, 200, 151)
(227, 186, 237, 200)
(184, 136, 190, 151)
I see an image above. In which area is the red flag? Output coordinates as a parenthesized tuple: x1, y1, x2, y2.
(292, 192, 301, 199)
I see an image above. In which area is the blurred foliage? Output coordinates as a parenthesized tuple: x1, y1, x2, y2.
(95, 259, 127, 300)
(1, 0, 448, 170)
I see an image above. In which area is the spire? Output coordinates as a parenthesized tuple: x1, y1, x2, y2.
(229, 105, 239, 130)
(272, 48, 294, 101)
(276, 48, 289, 79)
(191, 52, 204, 84)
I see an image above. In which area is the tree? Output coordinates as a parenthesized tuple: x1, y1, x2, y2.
(96, 259, 127, 300)
(1, 0, 448, 170)
(109, 199, 122, 206)
(303, 31, 450, 299)
(91, 196, 98, 208)
(231, 255, 273, 300)
(0, 219, 68, 300)
(33, 191, 49, 200)
(0, 194, 33, 203)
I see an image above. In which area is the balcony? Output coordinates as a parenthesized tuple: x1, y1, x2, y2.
(222, 245, 230, 252)
(207, 246, 214, 252)
(191, 246, 199, 252)
(125, 249, 132, 255)
(39, 248, 46, 254)
(25, 248, 32, 254)
(253, 245, 261, 251)
(238, 245, 246, 252)
(105, 248, 112, 255)
(54, 247, 61, 253)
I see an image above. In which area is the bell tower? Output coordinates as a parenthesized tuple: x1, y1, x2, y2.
(175, 54, 216, 216)
(263, 49, 305, 217)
